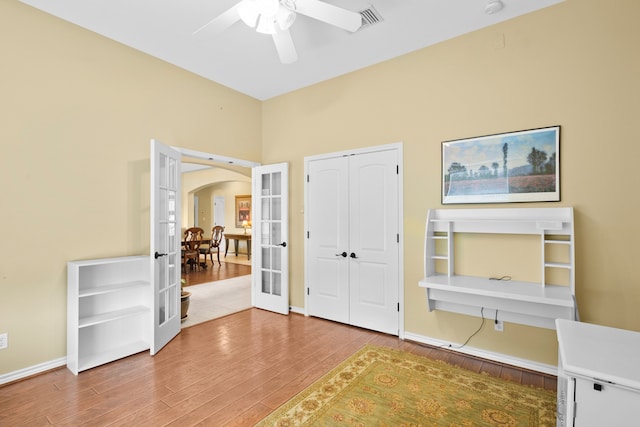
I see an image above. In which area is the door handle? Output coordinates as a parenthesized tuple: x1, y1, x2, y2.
(277, 242, 287, 247)
(154, 251, 167, 259)
(350, 252, 358, 259)
(335, 252, 347, 257)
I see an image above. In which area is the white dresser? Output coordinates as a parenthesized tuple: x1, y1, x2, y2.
(556, 319, 640, 426)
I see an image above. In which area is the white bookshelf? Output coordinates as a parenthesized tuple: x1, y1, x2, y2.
(418, 207, 577, 329)
(67, 255, 150, 375)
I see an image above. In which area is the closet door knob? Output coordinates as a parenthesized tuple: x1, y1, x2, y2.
(350, 252, 358, 259)
(335, 252, 347, 257)
(154, 252, 167, 259)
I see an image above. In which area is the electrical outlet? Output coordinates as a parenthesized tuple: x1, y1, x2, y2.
(0, 333, 7, 349)
(494, 321, 504, 332)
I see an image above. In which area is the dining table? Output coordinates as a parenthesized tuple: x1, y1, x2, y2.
(224, 233, 252, 260)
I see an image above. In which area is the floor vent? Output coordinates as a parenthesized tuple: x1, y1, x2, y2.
(359, 5, 383, 29)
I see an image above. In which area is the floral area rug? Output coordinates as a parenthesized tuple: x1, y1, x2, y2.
(255, 345, 556, 426)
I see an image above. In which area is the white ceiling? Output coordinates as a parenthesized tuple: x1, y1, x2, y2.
(20, 0, 563, 100)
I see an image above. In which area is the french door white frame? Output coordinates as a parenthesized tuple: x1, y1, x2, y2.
(303, 142, 405, 339)
(150, 140, 182, 355)
(252, 163, 289, 315)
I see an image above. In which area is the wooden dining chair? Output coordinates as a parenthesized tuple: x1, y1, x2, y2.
(200, 225, 225, 266)
(182, 227, 204, 272)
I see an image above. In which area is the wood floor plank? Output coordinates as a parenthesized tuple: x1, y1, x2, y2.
(219, 403, 273, 427)
(500, 365, 524, 384)
(1, 386, 97, 426)
(0, 309, 557, 426)
(181, 260, 250, 287)
(102, 400, 172, 427)
(479, 360, 503, 379)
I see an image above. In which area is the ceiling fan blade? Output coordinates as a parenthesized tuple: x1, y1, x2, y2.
(291, 0, 362, 32)
(193, 2, 242, 38)
(272, 29, 298, 64)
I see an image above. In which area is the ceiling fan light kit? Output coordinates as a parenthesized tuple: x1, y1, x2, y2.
(196, 0, 363, 64)
(485, 0, 504, 15)
(237, 1, 260, 27)
(239, 0, 293, 34)
(276, 8, 296, 30)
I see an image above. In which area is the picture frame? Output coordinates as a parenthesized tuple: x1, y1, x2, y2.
(235, 195, 252, 228)
(442, 126, 560, 204)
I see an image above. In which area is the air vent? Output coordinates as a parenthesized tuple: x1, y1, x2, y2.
(359, 5, 383, 29)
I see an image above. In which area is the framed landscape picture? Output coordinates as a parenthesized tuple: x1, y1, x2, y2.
(442, 126, 560, 204)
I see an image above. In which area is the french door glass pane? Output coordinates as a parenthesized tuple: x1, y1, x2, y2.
(160, 189, 167, 221)
(261, 198, 270, 220)
(168, 222, 175, 242)
(272, 247, 282, 271)
(168, 285, 176, 318)
(159, 289, 167, 323)
(272, 172, 281, 196)
(159, 153, 167, 187)
(168, 254, 176, 282)
(169, 157, 177, 188)
(272, 197, 281, 221)
(262, 247, 271, 268)
(261, 221, 270, 245)
(262, 174, 270, 196)
(158, 256, 167, 292)
(271, 222, 281, 245)
(168, 190, 176, 221)
(272, 272, 281, 296)
(159, 223, 167, 252)
(261, 270, 270, 293)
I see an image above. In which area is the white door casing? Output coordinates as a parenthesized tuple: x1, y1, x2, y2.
(150, 139, 181, 355)
(252, 163, 289, 315)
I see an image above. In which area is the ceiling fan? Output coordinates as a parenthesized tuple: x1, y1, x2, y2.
(194, 0, 363, 64)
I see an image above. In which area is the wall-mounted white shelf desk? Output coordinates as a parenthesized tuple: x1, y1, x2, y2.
(418, 207, 578, 329)
(556, 319, 640, 426)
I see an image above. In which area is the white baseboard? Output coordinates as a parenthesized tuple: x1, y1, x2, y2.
(403, 332, 558, 376)
(0, 357, 67, 385)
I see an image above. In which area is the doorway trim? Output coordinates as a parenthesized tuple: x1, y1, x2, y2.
(303, 142, 405, 339)
(173, 146, 261, 169)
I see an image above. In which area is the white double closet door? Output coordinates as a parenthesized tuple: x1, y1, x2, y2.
(306, 146, 400, 335)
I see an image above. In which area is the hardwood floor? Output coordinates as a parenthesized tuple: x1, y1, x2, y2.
(0, 310, 556, 426)
(182, 258, 251, 287)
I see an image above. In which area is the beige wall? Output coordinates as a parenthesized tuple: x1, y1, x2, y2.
(193, 183, 251, 232)
(2, 0, 639, 376)
(181, 166, 252, 235)
(0, 2, 261, 374)
(262, 0, 640, 365)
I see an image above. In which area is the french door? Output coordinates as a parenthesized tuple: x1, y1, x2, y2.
(150, 139, 181, 355)
(306, 146, 400, 335)
(252, 163, 289, 315)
